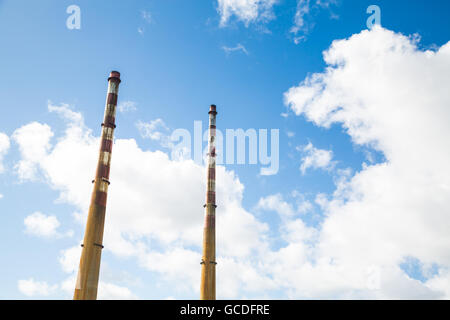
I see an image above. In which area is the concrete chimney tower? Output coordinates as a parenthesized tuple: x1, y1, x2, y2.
(73, 71, 121, 300)
(200, 104, 217, 300)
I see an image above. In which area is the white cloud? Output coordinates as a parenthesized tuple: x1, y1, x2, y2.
(258, 192, 313, 218)
(257, 193, 295, 217)
(426, 269, 450, 299)
(218, 257, 277, 298)
(59, 246, 82, 274)
(282, 26, 450, 298)
(222, 43, 249, 55)
(18, 278, 57, 297)
(12, 122, 53, 181)
(217, 0, 277, 27)
(118, 101, 137, 113)
(257, 193, 316, 240)
(58, 247, 138, 299)
(24, 212, 71, 238)
(136, 118, 174, 148)
(137, 247, 200, 293)
(291, 0, 310, 34)
(298, 142, 334, 174)
(216, 0, 338, 41)
(290, 0, 338, 43)
(48, 102, 83, 125)
(136, 119, 169, 141)
(0, 132, 10, 173)
(97, 282, 139, 300)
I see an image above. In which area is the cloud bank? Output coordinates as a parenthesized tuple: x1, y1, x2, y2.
(284, 26, 450, 298)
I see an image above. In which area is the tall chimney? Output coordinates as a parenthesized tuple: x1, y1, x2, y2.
(73, 71, 121, 300)
(200, 104, 217, 300)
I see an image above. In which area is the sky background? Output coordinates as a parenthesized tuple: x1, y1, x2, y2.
(0, 0, 449, 299)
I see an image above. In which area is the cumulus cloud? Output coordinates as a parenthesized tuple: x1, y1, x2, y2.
(290, 0, 338, 43)
(283, 26, 450, 298)
(59, 246, 82, 274)
(259, 191, 314, 216)
(217, 0, 277, 26)
(257, 193, 296, 217)
(24, 212, 64, 238)
(12, 122, 54, 181)
(18, 278, 57, 297)
(298, 142, 334, 174)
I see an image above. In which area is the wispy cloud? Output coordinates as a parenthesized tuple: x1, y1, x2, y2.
(136, 119, 174, 148)
(291, 0, 311, 35)
(18, 278, 57, 297)
(222, 43, 249, 55)
(141, 10, 152, 23)
(12, 122, 54, 181)
(217, 0, 277, 27)
(48, 102, 83, 125)
(137, 9, 153, 35)
(118, 101, 137, 113)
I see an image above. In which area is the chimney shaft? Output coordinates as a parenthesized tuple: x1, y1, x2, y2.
(200, 104, 217, 300)
(73, 71, 121, 300)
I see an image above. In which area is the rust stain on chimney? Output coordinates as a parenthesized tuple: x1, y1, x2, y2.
(200, 104, 218, 300)
(73, 71, 121, 300)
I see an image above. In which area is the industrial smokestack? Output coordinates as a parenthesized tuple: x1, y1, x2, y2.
(200, 104, 217, 300)
(73, 71, 121, 300)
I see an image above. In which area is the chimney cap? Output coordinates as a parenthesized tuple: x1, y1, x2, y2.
(209, 104, 217, 115)
(108, 71, 121, 83)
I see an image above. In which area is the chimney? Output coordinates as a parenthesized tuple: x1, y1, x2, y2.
(200, 104, 218, 300)
(73, 71, 121, 300)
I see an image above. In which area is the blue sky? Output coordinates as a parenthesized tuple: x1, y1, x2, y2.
(0, 0, 450, 299)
